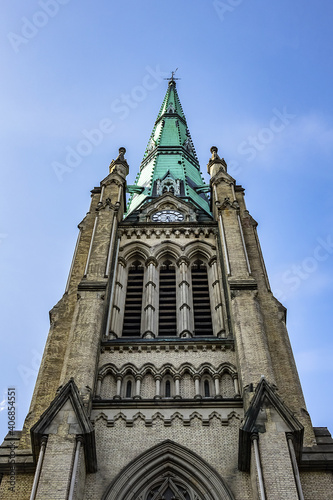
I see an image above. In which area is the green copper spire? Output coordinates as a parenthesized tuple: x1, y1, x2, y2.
(126, 79, 211, 217)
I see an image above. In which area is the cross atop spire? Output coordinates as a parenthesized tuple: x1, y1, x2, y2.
(164, 68, 180, 85)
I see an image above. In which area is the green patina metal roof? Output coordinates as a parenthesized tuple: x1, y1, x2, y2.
(126, 79, 211, 217)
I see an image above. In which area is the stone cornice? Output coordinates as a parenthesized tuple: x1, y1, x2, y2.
(92, 399, 243, 410)
(101, 338, 234, 353)
(78, 280, 108, 291)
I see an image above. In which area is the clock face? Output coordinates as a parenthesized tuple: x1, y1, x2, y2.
(151, 210, 184, 222)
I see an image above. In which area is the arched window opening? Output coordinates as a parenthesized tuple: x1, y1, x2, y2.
(122, 260, 144, 337)
(125, 380, 132, 398)
(204, 379, 210, 398)
(159, 260, 177, 336)
(165, 380, 171, 398)
(191, 260, 213, 336)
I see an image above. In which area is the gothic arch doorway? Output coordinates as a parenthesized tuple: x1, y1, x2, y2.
(102, 440, 235, 500)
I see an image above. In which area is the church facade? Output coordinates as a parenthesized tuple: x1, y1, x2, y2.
(1, 79, 332, 499)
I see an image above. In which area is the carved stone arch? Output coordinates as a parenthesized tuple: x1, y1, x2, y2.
(119, 363, 138, 377)
(197, 363, 215, 377)
(102, 440, 235, 500)
(120, 241, 151, 262)
(140, 363, 157, 377)
(159, 363, 176, 377)
(178, 363, 196, 377)
(153, 241, 182, 262)
(99, 363, 118, 379)
(218, 362, 237, 377)
(183, 241, 215, 262)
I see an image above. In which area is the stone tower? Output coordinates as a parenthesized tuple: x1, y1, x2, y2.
(1, 79, 332, 500)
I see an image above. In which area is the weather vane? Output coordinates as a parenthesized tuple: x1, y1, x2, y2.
(164, 68, 180, 82)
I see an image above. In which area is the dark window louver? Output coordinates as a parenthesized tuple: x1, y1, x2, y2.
(159, 260, 177, 336)
(122, 261, 144, 337)
(191, 260, 213, 336)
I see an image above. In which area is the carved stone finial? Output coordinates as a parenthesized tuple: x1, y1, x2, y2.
(109, 146, 129, 177)
(210, 146, 220, 160)
(117, 147, 126, 161)
(207, 146, 228, 177)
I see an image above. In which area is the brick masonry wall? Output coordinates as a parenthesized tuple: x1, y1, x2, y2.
(140, 373, 155, 399)
(258, 406, 299, 500)
(84, 415, 252, 500)
(0, 473, 33, 500)
(300, 470, 333, 500)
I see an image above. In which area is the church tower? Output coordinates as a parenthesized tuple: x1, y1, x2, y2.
(1, 79, 332, 500)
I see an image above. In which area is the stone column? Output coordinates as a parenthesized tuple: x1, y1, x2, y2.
(232, 374, 241, 398)
(214, 375, 222, 399)
(154, 376, 161, 399)
(30, 436, 47, 500)
(251, 434, 266, 500)
(287, 433, 305, 500)
(143, 257, 158, 337)
(114, 376, 122, 400)
(95, 377, 102, 398)
(177, 257, 192, 337)
(134, 376, 142, 399)
(68, 436, 84, 500)
(110, 257, 127, 338)
(174, 376, 181, 399)
(194, 375, 201, 399)
(209, 256, 225, 337)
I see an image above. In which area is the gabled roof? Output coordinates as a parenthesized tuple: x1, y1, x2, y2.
(30, 378, 97, 472)
(126, 80, 211, 218)
(238, 378, 304, 471)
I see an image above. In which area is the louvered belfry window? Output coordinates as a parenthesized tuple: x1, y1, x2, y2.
(191, 260, 213, 336)
(158, 260, 177, 336)
(122, 260, 144, 337)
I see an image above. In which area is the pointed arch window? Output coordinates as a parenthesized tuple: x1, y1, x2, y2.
(158, 260, 177, 336)
(191, 260, 213, 336)
(204, 379, 210, 398)
(122, 260, 144, 337)
(125, 380, 132, 398)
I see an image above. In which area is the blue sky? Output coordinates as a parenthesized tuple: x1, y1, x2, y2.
(1, 0, 333, 440)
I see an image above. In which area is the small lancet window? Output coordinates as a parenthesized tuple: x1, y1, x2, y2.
(126, 380, 132, 398)
(165, 380, 171, 398)
(204, 380, 210, 398)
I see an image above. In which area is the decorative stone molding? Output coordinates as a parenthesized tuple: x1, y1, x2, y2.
(220, 197, 240, 211)
(145, 256, 158, 267)
(92, 408, 242, 428)
(101, 340, 235, 353)
(176, 256, 190, 267)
